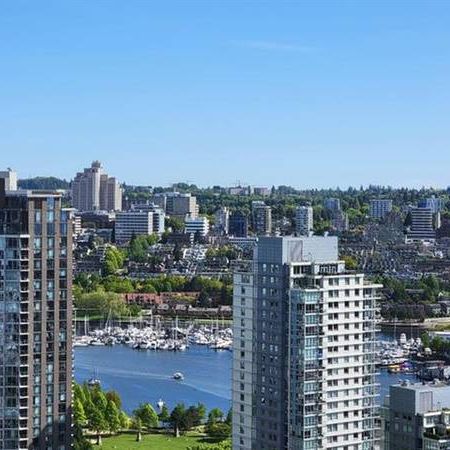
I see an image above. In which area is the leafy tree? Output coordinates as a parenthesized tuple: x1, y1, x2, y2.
(169, 403, 187, 437)
(119, 411, 131, 429)
(105, 399, 121, 434)
(105, 390, 122, 410)
(166, 217, 184, 232)
(225, 409, 232, 426)
(102, 276, 134, 293)
(86, 402, 106, 445)
(207, 408, 224, 425)
(103, 246, 125, 275)
(133, 403, 159, 431)
(205, 422, 231, 440)
(128, 234, 159, 262)
(205, 408, 228, 439)
(185, 403, 206, 429)
(135, 417, 143, 442)
(158, 404, 170, 426)
(421, 332, 431, 348)
(18, 176, 69, 190)
(73, 397, 87, 426)
(73, 423, 94, 450)
(342, 255, 358, 270)
(74, 291, 128, 318)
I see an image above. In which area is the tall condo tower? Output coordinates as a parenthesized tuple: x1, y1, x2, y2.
(0, 176, 73, 449)
(232, 236, 381, 450)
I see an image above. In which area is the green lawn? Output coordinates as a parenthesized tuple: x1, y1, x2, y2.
(100, 431, 220, 450)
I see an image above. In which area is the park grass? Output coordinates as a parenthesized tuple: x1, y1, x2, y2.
(100, 431, 221, 450)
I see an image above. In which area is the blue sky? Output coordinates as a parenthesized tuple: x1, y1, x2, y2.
(1, 1, 450, 188)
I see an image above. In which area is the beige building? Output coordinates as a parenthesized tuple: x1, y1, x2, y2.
(152, 192, 198, 219)
(72, 161, 122, 211)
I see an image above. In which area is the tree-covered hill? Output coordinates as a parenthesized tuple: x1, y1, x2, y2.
(18, 176, 70, 190)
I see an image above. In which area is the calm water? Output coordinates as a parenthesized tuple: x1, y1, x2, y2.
(74, 345, 232, 413)
(74, 337, 417, 414)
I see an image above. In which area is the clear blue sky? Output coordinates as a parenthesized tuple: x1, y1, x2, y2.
(1, 1, 450, 188)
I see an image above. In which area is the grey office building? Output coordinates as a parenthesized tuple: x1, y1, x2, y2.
(232, 236, 380, 450)
(406, 207, 436, 243)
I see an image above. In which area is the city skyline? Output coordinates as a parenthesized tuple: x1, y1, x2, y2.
(2, 2, 450, 187)
(2, 2, 450, 450)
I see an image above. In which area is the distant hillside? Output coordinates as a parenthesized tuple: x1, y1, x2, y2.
(18, 177, 70, 190)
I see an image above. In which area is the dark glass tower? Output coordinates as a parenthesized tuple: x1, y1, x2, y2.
(0, 179, 73, 449)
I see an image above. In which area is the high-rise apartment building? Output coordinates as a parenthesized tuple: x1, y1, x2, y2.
(295, 206, 313, 236)
(406, 207, 436, 243)
(215, 207, 230, 235)
(232, 236, 380, 450)
(72, 161, 122, 212)
(251, 201, 272, 236)
(0, 176, 73, 449)
(370, 199, 393, 220)
(229, 211, 249, 238)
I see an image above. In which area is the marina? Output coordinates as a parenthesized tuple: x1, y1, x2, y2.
(74, 317, 233, 352)
(74, 329, 428, 414)
(376, 332, 425, 373)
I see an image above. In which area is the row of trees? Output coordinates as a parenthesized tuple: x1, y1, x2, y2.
(128, 234, 160, 262)
(374, 274, 450, 321)
(73, 289, 140, 318)
(421, 333, 450, 355)
(73, 382, 231, 448)
(75, 273, 233, 306)
(74, 383, 128, 448)
(103, 246, 126, 275)
(103, 234, 160, 273)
